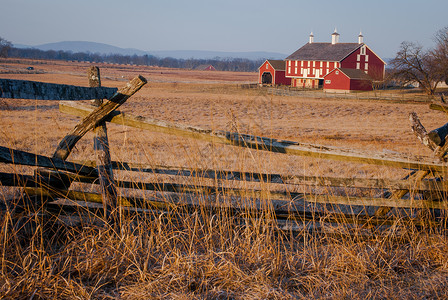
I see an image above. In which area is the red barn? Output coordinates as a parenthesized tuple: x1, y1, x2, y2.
(285, 30, 385, 91)
(323, 68, 373, 92)
(196, 64, 216, 71)
(258, 60, 291, 86)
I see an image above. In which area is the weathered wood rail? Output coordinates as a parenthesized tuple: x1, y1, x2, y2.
(1, 67, 448, 229)
(0, 78, 117, 100)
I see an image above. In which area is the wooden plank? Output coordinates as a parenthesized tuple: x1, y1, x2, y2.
(304, 192, 447, 209)
(375, 170, 431, 216)
(18, 167, 448, 210)
(0, 170, 71, 190)
(0, 78, 117, 100)
(0, 146, 97, 176)
(53, 75, 147, 160)
(89, 66, 118, 221)
(409, 112, 436, 150)
(60, 101, 448, 172)
(71, 159, 448, 192)
(430, 102, 448, 113)
(0, 172, 35, 187)
(23, 186, 446, 226)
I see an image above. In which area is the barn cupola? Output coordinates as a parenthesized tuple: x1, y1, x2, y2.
(331, 28, 340, 44)
(309, 32, 314, 44)
(358, 31, 364, 44)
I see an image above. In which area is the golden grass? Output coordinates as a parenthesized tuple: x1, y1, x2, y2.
(1, 59, 448, 299)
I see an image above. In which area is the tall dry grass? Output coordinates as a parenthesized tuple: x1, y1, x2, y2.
(2, 193, 448, 299)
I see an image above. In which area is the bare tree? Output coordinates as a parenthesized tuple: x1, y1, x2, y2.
(431, 26, 448, 85)
(0, 37, 12, 58)
(391, 41, 442, 95)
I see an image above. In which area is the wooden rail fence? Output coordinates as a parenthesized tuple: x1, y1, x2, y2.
(1, 67, 448, 228)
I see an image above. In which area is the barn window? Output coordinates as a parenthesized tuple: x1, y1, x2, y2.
(325, 80, 331, 84)
(288, 61, 291, 66)
(356, 63, 360, 69)
(295, 67, 297, 74)
(335, 70, 339, 75)
(320, 61, 323, 67)
(365, 63, 368, 70)
(365, 55, 369, 62)
(301, 61, 303, 67)
(360, 46, 366, 55)
(326, 62, 330, 68)
(266, 64, 269, 69)
(295, 61, 298, 67)
(288, 67, 291, 73)
(357, 54, 361, 61)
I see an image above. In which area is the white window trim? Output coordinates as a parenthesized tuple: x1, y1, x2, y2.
(360, 46, 366, 55)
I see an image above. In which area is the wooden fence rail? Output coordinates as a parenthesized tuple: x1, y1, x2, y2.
(0, 78, 117, 100)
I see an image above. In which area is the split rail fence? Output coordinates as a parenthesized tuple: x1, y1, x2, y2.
(1, 67, 448, 228)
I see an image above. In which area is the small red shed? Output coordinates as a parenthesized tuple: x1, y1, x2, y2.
(258, 60, 291, 86)
(323, 68, 373, 92)
(196, 64, 216, 71)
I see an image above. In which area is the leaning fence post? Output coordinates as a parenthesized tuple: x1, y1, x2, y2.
(53, 75, 147, 160)
(89, 66, 119, 223)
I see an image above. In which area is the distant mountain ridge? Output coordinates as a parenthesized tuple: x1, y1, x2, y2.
(14, 41, 287, 60)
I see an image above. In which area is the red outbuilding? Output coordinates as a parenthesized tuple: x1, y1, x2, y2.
(195, 64, 216, 71)
(323, 68, 373, 92)
(258, 60, 291, 86)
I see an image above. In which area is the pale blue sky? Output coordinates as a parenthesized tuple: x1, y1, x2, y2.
(1, 0, 447, 58)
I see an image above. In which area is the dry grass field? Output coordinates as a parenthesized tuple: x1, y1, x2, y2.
(1, 58, 448, 299)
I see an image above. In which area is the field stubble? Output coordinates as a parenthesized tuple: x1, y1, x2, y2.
(1, 59, 448, 298)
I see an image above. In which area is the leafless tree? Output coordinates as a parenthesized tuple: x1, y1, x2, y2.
(431, 26, 448, 85)
(0, 37, 12, 58)
(391, 41, 442, 95)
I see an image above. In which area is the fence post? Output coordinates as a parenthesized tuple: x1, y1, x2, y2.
(89, 66, 119, 224)
(52, 75, 147, 160)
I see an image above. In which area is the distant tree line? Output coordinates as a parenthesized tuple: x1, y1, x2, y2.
(0, 38, 264, 72)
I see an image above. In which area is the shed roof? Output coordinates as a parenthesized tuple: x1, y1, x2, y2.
(286, 42, 363, 61)
(259, 60, 286, 71)
(195, 64, 215, 70)
(267, 60, 286, 70)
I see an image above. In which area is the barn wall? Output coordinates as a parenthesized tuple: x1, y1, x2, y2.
(273, 70, 291, 85)
(323, 70, 350, 90)
(286, 60, 339, 79)
(350, 79, 373, 91)
(259, 61, 275, 84)
(341, 47, 384, 81)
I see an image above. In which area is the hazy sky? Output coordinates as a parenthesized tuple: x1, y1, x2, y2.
(1, 0, 448, 58)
